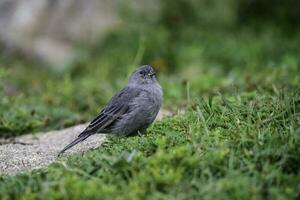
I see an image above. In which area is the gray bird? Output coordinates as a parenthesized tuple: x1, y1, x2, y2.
(58, 65, 163, 155)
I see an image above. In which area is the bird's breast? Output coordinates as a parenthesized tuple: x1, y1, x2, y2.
(138, 84, 162, 118)
(112, 84, 163, 136)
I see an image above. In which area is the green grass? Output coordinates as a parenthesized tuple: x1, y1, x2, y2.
(1, 86, 299, 199)
(1, 27, 299, 137)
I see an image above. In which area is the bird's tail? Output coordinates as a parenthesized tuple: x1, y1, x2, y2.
(58, 133, 91, 156)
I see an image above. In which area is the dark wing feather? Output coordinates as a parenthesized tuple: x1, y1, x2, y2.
(58, 86, 141, 155)
(78, 86, 141, 137)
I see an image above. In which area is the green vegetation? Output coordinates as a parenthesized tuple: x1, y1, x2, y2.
(1, 87, 299, 199)
(0, 1, 300, 199)
(1, 27, 299, 137)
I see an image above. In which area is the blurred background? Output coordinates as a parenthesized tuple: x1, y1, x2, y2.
(0, 0, 299, 137)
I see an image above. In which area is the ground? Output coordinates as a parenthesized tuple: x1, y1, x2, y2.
(0, 19, 300, 200)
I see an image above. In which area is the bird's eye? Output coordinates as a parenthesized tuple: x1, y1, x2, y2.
(139, 71, 144, 76)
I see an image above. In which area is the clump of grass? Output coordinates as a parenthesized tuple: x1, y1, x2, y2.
(0, 64, 124, 136)
(1, 87, 299, 199)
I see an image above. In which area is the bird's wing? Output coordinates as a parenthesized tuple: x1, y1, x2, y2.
(58, 86, 142, 155)
(78, 86, 142, 137)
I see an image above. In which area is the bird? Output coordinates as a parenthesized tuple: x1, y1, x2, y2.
(58, 65, 163, 155)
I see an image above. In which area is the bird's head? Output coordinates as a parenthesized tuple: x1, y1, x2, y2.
(128, 65, 158, 85)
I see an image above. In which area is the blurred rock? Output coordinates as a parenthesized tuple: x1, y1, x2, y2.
(0, 0, 121, 67)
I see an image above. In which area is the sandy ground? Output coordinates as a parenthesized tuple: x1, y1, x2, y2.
(0, 109, 173, 175)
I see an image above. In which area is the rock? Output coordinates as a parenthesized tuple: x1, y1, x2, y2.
(0, 0, 160, 67)
(0, 124, 105, 175)
(0, 108, 172, 175)
(0, 0, 120, 67)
